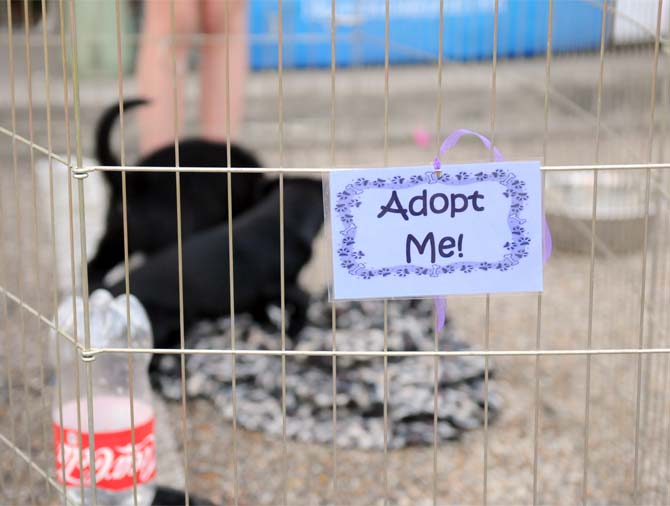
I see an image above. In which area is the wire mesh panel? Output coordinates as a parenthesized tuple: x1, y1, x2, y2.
(1, 0, 670, 505)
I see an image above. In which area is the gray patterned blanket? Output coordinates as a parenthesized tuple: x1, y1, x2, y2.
(155, 295, 501, 449)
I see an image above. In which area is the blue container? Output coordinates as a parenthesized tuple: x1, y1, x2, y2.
(249, 0, 612, 69)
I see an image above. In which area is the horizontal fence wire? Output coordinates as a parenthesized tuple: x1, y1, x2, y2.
(3, 277, 670, 362)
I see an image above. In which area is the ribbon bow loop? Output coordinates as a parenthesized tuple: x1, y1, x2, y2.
(432, 129, 552, 334)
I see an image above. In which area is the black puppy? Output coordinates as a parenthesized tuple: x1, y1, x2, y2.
(89, 99, 264, 289)
(151, 486, 214, 506)
(108, 178, 324, 352)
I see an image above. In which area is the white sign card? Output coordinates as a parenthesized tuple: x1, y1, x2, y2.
(328, 161, 543, 300)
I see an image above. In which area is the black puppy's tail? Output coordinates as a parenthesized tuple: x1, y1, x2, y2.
(95, 98, 148, 168)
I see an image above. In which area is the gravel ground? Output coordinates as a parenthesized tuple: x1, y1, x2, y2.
(2, 42, 670, 506)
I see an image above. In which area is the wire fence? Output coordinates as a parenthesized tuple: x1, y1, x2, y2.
(1, 0, 669, 505)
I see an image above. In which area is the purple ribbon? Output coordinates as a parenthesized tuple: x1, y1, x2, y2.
(432, 128, 552, 333)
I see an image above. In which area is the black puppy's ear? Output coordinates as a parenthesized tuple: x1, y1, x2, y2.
(105, 170, 150, 196)
(253, 177, 279, 201)
(294, 214, 324, 247)
(103, 170, 123, 196)
(287, 179, 325, 245)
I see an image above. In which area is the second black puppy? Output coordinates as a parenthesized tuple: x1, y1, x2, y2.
(89, 99, 264, 289)
(108, 178, 324, 351)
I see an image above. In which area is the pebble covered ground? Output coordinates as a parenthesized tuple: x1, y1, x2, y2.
(163, 251, 668, 506)
(1, 48, 670, 505)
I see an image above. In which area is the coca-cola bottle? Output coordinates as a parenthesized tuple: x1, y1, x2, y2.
(52, 289, 157, 505)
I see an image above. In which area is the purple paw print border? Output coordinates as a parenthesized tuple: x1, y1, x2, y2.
(334, 168, 531, 280)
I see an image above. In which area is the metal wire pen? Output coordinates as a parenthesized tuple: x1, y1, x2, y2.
(0, 1, 669, 505)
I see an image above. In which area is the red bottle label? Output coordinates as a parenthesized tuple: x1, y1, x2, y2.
(53, 417, 157, 491)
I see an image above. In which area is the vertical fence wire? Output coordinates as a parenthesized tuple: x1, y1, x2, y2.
(223, 0, 240, 503)
(654, 57, 670, 506)
(4, 1, 36, 501)
(484, 2, 500, 503)
(21, 1, 52, 497)
(482, 294, 491, 506)
(0, 205, 16, 499)
(648, 187, 668, 506)
(645, 199, 665, 504)
(329, 0, 338, 501)
(0, 152, 10, 501)
(534, 1, 554, 504)
(433, 2, 444, 505)
(663, 146, 670, 506)
(649, 189, 668, 502)
(39, 0, 69, 500)
(66, 0, 100, 497)
(647, 166, 670, 504)
(632, 1, 664, 502)
(635, 4, 668, 496)
(0, 0, 19, 500)
(112, 1, 140, 504)
(58, 0, 87, 499)
(66, 0, 101, 501)
(662, 219, 670, 506)
(166, 0, 191, 503)
(582, 2, 609, 504)
(382, 1, 391, 504)
(275, 1, 289, 505)
(638, 135, 665, 501)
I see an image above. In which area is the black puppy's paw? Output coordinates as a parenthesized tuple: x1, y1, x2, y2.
(285, 285, 310, 339)
(250, 304, 273, 328)
(152, 486, 216, 506)
(86, 263, 108, 292)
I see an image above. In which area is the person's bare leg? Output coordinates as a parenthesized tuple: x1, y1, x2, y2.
(200, 0, 248, 142)
(136, 0, 198, 154)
